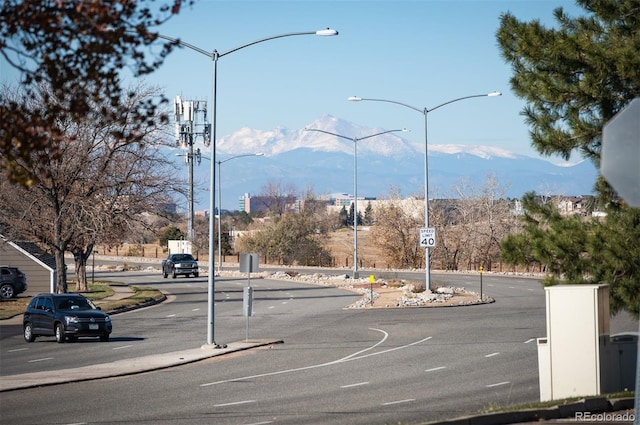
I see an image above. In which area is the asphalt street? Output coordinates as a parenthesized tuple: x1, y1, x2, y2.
(1, 267, 637, 425)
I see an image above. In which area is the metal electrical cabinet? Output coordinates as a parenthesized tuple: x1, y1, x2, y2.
(538, 284, 604, 401)
(537, 284, 637, 401)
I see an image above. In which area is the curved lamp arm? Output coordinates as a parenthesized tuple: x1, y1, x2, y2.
(304, 127, 407, 141)
(155, 29, 338, 60)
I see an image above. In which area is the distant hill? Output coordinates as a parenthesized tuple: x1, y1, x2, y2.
(172, 115, 598, 210)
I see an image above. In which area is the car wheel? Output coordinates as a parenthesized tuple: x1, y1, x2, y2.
(194, 272, 199, 278)
(55, 323, 66, 343)
(100, 334, 109, 342)
(163, 270, 168, 278)
(23, 322, 36, 342)
(172, 269, 177, 279)
(0, 283, 15, 300)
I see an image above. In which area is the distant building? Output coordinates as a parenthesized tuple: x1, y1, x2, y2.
(236, 193, 317, 214)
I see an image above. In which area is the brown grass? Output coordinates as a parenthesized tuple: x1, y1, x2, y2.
(322, 227, 388, 269)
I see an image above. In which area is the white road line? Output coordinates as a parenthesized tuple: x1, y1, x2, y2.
(486, 381, 510, 388)
(245, 421, 273, 425)
(113, 345, 133, 350)
(192, 308, 200, 311)
(268, 306, 275, 309)
(485, 352, 500, 358)
(382, 399, 415, 406)
(28, 357, 53, 363)
(201, 329, 432, 387)
(282, 301, 288, 305)
(214, 400, 256, 407)
(8, 348, 28, 353)
(425, 366, 446, 372)
(340, 382, 369, 389)
(166, 314, 176, 318)
(524, 338, 536, 344)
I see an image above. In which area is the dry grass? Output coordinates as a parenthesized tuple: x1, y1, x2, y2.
(93, 227, 393, 269)
(322, 227, 388, 269)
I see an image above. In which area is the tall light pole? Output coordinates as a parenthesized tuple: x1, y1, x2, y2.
(348, 92, 501, 290)
(216, 153, 264, 273)
(154, 28, 338, 347)
(304, 128, 407, 279)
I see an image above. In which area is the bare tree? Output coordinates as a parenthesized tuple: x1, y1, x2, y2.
(0, 0, 190, 185)
(257, 180, 299, 216)
(0, 83, 179, 292)
(371, 187, 423, 269)
(430, 175, 516, 271)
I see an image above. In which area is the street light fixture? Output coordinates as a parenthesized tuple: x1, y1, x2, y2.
(216, 153, 264, 274)
(304, 127, 407, 279)
(348, 92, 501, 290)
(154, 28, 338, 347)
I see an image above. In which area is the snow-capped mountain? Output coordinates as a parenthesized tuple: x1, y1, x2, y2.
(181, 115, 598, 210)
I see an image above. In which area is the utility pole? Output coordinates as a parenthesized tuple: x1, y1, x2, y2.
(174, 97, 210, 242)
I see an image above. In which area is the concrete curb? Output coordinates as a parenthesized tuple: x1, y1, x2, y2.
(424, 397, 635, 425)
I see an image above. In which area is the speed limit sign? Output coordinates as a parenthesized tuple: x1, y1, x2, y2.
(420, 227, 436, 247)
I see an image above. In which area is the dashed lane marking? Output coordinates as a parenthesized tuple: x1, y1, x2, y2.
(340, 382, 369, 389)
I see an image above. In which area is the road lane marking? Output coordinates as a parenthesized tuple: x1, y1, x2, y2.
(340, 382, 369, 389)
(166, 314, 176, 318)
(28, 357, 53, 363)
(485, 352, 500, 358)
(245, 421, 273, 425)
(192, 308, 200, 312)
(524, 338, 536, 344)
(214, 400, 256, 407)
(486, 381, 510, 388)
(8, 348, 28, 353)
(425, 366, 446, 372)
(201, 329, 432, 387)
(383, 399, 415, 406)
(113, 345, 133, 350)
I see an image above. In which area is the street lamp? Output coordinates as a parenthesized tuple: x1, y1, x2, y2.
(154, 28, 338, 347)
(216, 153, 264, 273)
(304, 127, 407, 279)
(348, 92, 501, 290)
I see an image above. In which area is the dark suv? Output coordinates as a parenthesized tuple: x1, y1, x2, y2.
(0, 266, 28, 299)
(23, 293, 112, 343)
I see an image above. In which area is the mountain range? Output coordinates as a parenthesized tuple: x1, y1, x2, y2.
(177, 115, 598, 211)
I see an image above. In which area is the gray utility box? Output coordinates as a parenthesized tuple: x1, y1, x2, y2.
(537, 284, 637, 401)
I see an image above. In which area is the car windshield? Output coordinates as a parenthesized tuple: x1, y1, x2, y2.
(56, 297, 96, 311)
(173, 254, 195, 261)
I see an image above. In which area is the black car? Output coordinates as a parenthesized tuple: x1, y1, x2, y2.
(162, 253, 199, 278)
(0, 265, 28, 299)
(23, 293, 112, 343)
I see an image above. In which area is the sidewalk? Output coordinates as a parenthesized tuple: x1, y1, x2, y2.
(0, 338, 283, 392)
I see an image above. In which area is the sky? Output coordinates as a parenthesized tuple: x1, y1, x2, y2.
(139, 0, 584, 162)
(1, 0, 588, 210)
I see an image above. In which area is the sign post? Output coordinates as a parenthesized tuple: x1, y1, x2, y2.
(479, 265, 484, 301)
(239, 253, 259, 341)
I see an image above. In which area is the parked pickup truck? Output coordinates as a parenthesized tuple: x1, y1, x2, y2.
(162, 253, 199, 278)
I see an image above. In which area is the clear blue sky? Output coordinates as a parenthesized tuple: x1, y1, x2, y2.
(144, 0, 583, 162)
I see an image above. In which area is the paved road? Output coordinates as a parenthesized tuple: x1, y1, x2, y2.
(1, 269, 636, 425)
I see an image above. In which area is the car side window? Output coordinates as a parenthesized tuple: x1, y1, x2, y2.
(28, 297, 40, 309)
(43, 297, 54, 312)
